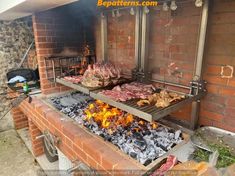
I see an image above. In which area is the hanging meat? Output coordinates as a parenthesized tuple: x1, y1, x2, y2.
(81, 62, 121, 88)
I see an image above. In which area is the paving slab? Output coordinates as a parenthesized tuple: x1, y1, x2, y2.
(0, 129, 43, 176)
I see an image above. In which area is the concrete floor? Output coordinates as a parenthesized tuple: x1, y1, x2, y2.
(0, 113, 43, 176)
(0, 112, 14, 132)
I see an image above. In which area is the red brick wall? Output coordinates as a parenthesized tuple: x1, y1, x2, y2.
(11, 106, 28, 129)
(106, 10, 136, 76)
(17, 97, 145, 175)
(32, 7, 85, 94)
(148, 2, 201, 86)
(94, 1, 235, 132)
(147, 2, 201, 123)
(28, 119, 44, 157)
(200, 0, 235, 132)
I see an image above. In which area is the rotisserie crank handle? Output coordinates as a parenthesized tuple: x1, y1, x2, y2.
(35, 134, 45, 140)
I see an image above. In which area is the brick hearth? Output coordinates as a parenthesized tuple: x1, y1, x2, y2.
(11, 95, 146, 175)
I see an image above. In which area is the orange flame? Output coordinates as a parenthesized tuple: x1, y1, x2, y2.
(151, 122, 158, 129)
(84, 101, 135, 129)
(84, 102, 156, 132)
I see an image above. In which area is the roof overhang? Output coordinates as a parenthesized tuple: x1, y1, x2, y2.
(0, 0, 79, 20)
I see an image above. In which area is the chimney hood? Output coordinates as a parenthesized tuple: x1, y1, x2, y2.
(0, 0, 79, 20)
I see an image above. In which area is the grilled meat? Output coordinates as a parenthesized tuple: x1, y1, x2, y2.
(137, 90, 185, 108)
(137, 100, 151, 106)
(101, 82, 155, 102)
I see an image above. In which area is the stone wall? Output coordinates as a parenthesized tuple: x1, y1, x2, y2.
(0, 17, 33, 118)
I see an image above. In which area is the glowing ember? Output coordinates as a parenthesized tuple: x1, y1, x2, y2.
(84, 100, 134, 129)
(49, 92, 183, 166)
(151, 122, 158, 129)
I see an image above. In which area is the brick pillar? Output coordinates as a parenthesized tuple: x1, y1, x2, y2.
(28, 120, 44, 157)
(11, 107, 28, 129)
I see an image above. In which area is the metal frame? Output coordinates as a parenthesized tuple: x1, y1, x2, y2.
(55, 4, 209, 128)
(56, 75, 205, 123)
(134, 7, 142, 71)
(136, 2, 209, 129)
(190, 0, 209, 130)
(100, 7, 142, 74)
(100, 12, 108, 62)
(90, 90, 204, 122)
(140, 7, 149, 75)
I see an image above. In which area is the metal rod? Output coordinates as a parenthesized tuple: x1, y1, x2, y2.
(140, 7, 149, 74)
(190, 0, 209, 130)
(52, 59, 56, 83)
(18, 41, 34, 68)
(67, 163, 82, 174)
(134, 7, 141, 70)
(194, 0, 209, 80)
(150, 78, 191, 90)
(36, 134, 45, 140)
(101, 13, 108, 62)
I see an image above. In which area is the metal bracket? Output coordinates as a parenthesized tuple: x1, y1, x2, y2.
(132, 69, 151, 83)
(67, 160, 95, 175)
(36, 134, 45, 140)
(189, 80, 207, 97)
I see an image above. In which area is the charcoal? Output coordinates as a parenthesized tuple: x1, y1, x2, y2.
(133, 139, 147, 151)
(122, 143, 131, 154)
(168, 128, 175, 133)
(143, 159, 152, 166)
(103, 135, 112, 141)
(132, 132, 143, 140)
(139, 157, 149, 165)
(130, 151, 137, 159)
(48, 91, 183, 167)
(133, 146, 141, 153)
(143, 130, 151, 136)
(99, 133, 105, 138)
(60, 97, 78, 106)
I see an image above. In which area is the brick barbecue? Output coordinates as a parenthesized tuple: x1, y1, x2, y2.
(30, 1, 235, 132)
(11, 93, 146, 175)
(8, 0, 235, 175)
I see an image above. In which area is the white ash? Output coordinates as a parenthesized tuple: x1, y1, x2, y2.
(83, 119, 183, 166)
(49, 92, 183, 166)
(49, 91, 93, 121)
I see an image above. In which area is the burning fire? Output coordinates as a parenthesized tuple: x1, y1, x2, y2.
(84, 100, 159, 134)
(84, 100, 134, 129)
